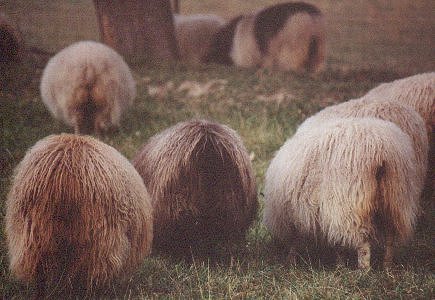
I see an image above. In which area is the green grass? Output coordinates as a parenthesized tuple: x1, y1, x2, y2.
(1, 0, 434, 298)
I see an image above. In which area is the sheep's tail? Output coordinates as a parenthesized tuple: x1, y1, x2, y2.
(75, 82, 97, 135)
(304, 37, 318, 72)
(373, 159, 418, 246)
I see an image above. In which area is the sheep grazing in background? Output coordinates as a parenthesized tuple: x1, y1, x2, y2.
(6, 134, 153, 297)
(40, 41, 136, 135)
(264, 118, 421, 269)
(174, 14, 225, 64)
(0, 12, 23, 63)
(298, 98, 429, 192)
(205, 2, 325, 73)
(132, 119, 258, 256)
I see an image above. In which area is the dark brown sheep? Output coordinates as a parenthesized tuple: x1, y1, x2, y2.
(132, 119, 258, 256)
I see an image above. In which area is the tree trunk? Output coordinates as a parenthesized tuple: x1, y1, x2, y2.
(172, 0, 180, 14)
(93, 0, 179, 63)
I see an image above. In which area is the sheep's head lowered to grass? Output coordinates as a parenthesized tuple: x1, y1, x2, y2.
(6, 134, 153, 297)
(132, 119, 258, 256)
(40, 41, 136, 135)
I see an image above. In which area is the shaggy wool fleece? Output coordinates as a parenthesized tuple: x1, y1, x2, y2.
(132, 119, 257, 255)
(6, 134, 153, 294)
(40, 41, 136, 134)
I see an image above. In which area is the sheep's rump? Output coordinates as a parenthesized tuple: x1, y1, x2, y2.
(205, 1, 326, 72)
(264, 118, 420, 250)
(174, 14, 225, 64)
(6, 134, 153, 291)
(40, 40, 136, 134)
(297, 98, 428, 191)
(0, 12, 23, 62)
(132, 119, 257, 255)
(363, 72, 434, 132)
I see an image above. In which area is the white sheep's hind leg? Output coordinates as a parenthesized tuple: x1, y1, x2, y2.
(383, 233, 394, 269)
(357, 241, 371, 270)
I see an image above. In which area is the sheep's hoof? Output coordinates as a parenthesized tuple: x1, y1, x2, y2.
(357, 242, 371, 270)
(286, 248, 298, 266)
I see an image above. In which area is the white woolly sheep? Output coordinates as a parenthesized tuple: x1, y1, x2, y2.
(363, 72, 434, 134)
(132, 119, 258, 256)
(205, 2, 326, 73)
(297, 98, 429, 192)
(174, 14, 225, 64)
(264, 118, 421, 269)
(0, 12, 23, 63)
(362, 72, 435, 223)
(6, 134, 153, 297)
(40, 41, 136, 135)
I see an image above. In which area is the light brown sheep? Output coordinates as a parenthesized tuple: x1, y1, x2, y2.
(174, 14, 225, 64)
(40, 41, 136, 135)
(264, 118, 421, 269)
(363, 72, 435, 222)
(6, 134, 153, 297)
(132, 119, 258, 256)
(297, 98, 428, 194)
(363, 72, 434, 134)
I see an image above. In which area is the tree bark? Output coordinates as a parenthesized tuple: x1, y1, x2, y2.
(93, 0, 179, 63)
(172, 0, 180, 14)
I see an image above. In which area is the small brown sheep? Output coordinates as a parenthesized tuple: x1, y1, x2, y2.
(132, 119, 258, 256)
(6, 134, 153, 297)
(40, 41, 136, 135)
(264, 118, 421, 269)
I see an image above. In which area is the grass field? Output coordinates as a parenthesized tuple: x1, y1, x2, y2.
(0, 0, 434, 298)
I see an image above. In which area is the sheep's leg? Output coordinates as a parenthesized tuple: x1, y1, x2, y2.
(73, 123, 80, 134)
(34, 260, 46, 300)
(357, 241, 371, 270)
(383, 233, 394, 269)
(286, 246, 298, 265)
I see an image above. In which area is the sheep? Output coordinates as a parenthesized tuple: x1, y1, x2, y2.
(362, 73, 435, 225)
(264, 117, 421, 269)
(297, 98, 429, 193)
(173, 14, 225, 64)
(363, 72, 434, 135)
(40, 40, 136, 135)
(132, 119, 258, 256)
(205, 2, 326, 73)
(6, 134, 153, 297)
(0, 12, 23, 63)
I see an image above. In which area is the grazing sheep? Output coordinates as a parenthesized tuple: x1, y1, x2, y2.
(6, 134, 153, 297)
(264, 118, 421, 269)
(40, 41, 136, 135)
(174, 14, 225, 64)
(205, 2, 326, 73)
(363, 72, 434, 134)
(363, 72, 435, 224)
(132, 119, 258, 256)
(0, 12, 23, 63)
(297, 98, 429, 191)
